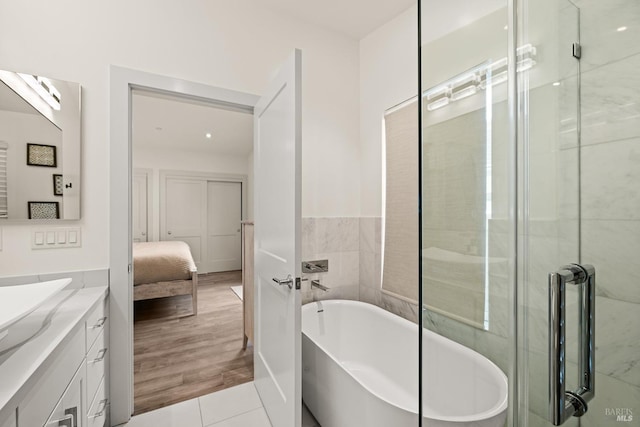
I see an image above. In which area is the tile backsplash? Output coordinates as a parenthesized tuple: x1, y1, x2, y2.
(0, 268, 109, 289)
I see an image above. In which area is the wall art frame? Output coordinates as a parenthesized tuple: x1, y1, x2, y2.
(53, 174, 63, 196)
(28, 201, 60, 219)
(27, 143, 57, 167)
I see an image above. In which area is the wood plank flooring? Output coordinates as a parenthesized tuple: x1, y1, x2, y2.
(133, 270, 253, 415)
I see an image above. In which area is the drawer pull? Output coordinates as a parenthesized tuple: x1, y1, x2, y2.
(89, 348, 107, 364)
(89, 399, 108, 419)
(90, 317, 107, 329)
(48, 409, 75, 427)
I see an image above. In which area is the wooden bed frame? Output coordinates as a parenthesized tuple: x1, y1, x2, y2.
(133, 270, 198, 316)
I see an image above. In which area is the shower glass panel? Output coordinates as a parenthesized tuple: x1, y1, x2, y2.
(420, 0, 640, 426)
(419, 0, 512, 425)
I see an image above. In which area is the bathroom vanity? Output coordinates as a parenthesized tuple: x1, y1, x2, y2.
(0, 284, 109, 427)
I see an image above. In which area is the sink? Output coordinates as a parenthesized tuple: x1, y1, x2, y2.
(0, 278, 72, 341)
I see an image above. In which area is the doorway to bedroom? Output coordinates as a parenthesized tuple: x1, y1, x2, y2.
(130, 88, 255, 415)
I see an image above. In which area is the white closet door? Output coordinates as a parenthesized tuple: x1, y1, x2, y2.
(164, 177, 207, 269)
(206, 181, 242, 272)
(132, 172, 148, 242)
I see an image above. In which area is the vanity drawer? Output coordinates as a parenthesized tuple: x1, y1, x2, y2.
(86, 330, 108, 405)
(87, 378, 108, 427)
(19, 327, 84, 427)
(85, 299, 107, 351)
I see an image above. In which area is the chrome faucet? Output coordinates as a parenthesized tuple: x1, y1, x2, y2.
(302, 260, 329, 273)
(311, 279, 329, 292)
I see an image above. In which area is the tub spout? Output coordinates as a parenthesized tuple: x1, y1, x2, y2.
(311, 280, 329, 292)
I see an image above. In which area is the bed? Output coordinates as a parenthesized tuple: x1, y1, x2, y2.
(132, 240, 198, 316)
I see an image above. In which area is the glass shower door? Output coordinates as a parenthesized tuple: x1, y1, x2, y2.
(520, 0, 640, 426)
(516, 0, 582, 425)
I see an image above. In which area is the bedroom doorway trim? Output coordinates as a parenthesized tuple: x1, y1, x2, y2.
(109, 65, 259, 425)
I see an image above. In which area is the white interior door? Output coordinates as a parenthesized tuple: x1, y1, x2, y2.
(253, 49, 302, 427)
(132, 171, 149, 242)
(164, 177, 207, 269)
(206, 181, 242, 272)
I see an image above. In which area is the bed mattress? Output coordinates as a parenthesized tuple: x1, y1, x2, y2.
(133, 241, 196, 285)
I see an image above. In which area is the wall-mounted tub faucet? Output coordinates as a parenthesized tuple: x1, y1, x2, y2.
(311, 279, 329, 292)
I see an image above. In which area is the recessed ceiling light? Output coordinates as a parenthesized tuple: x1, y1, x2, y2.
(552, 81, 561, 86)
(504, 25, 508, 30)
(617, 26, 627, 32)
(205, 133, 212, 139)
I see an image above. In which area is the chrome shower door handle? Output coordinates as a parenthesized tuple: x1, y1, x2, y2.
(549, 264, 596, 425)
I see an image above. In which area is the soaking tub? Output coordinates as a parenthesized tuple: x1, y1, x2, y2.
(302, 300, 508, 427)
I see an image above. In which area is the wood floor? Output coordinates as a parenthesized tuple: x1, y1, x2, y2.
(133, 270, 253, 415)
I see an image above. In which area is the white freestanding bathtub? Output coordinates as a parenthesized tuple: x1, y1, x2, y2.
(302, 300, 508, 427)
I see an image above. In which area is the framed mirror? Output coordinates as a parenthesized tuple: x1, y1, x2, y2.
(0, 70, 81, 220)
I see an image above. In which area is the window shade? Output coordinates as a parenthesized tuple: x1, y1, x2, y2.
(0, 142, 7, 218)
(381, 100, 419, 302)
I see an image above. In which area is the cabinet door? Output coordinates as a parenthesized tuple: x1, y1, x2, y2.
(0, 411, 16, 427)
(44, 366, 85, 427)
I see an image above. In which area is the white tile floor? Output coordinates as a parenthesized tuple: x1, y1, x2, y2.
(121, 382, 321, 427)
(122, 382, 271, 427)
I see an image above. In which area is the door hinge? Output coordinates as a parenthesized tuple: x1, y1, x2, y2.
(572, 42, 582, 59)
(128, 263, 132, 274)
(295, 277, 301, 290)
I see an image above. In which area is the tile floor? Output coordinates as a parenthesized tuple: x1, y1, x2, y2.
(121, 382, 321, 427)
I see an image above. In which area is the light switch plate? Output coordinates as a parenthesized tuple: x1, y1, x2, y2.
(32, 227, 81, 250)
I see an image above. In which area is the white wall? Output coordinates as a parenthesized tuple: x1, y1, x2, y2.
(359, 6, 418, 217)
(0, 0, 360, 276)
(0, 110, 63, 219)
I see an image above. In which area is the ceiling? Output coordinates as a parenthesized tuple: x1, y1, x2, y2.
(132, 90, 253, 157)
(255, 0, 415, 39)
(131, 0, 420, 157)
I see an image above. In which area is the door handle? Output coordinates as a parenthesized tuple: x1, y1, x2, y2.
(272, 275, 294, 289)
(549, 264, 595, 425)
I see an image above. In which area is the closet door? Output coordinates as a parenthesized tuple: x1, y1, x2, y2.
(164, 177, 206, 269)
(205, 181, 242, 272)
(132, 171, 149, 242)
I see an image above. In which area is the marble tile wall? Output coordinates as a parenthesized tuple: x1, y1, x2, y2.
(358, 217, 420, 323)
(301, 216, 420, 322)
(300, 217, 360, 304)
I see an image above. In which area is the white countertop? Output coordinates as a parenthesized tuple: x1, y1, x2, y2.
(0, 286, 108, 422)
